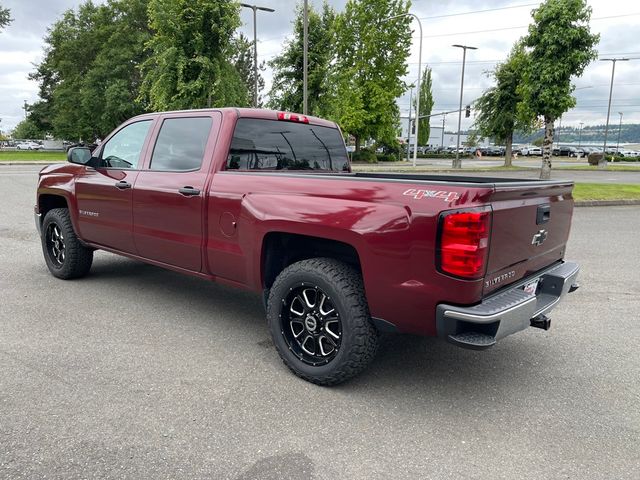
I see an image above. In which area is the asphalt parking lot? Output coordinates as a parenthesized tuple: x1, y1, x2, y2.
(1, 165, 638, 479)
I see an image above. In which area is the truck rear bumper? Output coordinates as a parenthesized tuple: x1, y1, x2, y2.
(436, 261, 580, 350)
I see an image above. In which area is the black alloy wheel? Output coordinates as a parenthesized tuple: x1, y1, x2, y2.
(45, 222, 66, 267)
(281, 283, 342, 366)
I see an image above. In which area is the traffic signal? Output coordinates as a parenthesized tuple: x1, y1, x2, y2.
(465, 105, 471, 118)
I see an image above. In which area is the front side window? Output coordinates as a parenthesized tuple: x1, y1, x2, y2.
(100, 120, 152, 169)
(226, 119, 349, 172)
(149, 117, 213, 171)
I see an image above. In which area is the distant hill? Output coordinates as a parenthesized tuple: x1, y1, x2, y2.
(512, 124, 640, 145)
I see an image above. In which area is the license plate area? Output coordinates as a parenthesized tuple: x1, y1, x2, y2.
(523, 278, 540, 295)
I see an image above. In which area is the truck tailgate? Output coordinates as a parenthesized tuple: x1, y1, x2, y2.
(483, 181, 574, 295)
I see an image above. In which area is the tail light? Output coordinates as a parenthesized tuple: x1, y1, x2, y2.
(437, 207, 492, 279)
(277, 112, 309, 123)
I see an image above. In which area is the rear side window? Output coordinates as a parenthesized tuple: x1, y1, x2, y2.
(150, 117, 212, 171)
(226, 118, 349, 172)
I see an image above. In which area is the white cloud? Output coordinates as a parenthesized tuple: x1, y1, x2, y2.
(1, 0, 639, 132)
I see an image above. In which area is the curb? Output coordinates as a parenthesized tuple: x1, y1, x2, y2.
(0, 161, 62, 166)
(575, 199, 640, 207)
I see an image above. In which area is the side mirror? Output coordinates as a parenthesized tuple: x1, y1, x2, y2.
(68, 147, 98, 167)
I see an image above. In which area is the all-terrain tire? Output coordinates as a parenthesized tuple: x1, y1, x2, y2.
(267, 258, 378, 386)
(41, 208, 93, 279)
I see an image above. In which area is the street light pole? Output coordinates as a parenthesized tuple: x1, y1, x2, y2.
(600, 58, 629, 160)
(616, 112, 623, 153)
(303, 0, 308, 115)
(407, 85, 414, 162)
(383, 13, 422, 167)
(578, 122, 584, 147)
(452, 44, 477, 169)
(441, 115, 446, 149)
(240, 3, 275, 108)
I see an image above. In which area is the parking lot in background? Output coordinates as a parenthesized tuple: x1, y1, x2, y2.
(1, 165, 638, 479)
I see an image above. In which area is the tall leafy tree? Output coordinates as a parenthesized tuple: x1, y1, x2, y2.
(267, 1, 336, 115)
(519, 0, 599, 179)
(139, 0, 245, 111)
(30, 0, 151, 139)
(232, 33, 265, 107)
(474, 42, 534, 167)
(414, 66, 433, 146)
(0, 3, 11, 31)
(328, 0, 411, 151)
(12, 119, 44, 139)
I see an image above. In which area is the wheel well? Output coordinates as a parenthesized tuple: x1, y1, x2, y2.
(39, 194, 68, 217)
(262, 233, 361, 289)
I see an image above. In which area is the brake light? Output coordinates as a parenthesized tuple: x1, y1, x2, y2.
(437, 208, 492, 279)
(277, 112, 309, 123)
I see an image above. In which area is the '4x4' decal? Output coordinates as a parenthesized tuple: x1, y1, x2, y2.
(403, 189, 460, 202)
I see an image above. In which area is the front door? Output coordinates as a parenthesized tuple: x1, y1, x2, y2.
(75, 119, 154, 253)
(132, 113, 220, 272)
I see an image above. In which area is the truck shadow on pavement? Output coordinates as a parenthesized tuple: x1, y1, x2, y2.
(84, 253, 554, 396)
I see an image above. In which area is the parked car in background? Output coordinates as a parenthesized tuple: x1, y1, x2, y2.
(64, 142, 98, 152)
(16, 141, 44, 150)
(618, 149, 639, 158)
(553, 146, 572, 157)
(521, 146, 542, 156)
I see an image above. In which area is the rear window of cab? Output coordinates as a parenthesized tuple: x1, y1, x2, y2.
(226, 118, 349, 172)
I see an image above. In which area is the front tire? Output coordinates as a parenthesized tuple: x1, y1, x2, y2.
(267, 258, 378, 386)
(41, 208, 93, 279)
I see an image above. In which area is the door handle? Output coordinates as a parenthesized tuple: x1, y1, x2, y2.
(179, 186, 200, 196)
(115, 180, 131, 190)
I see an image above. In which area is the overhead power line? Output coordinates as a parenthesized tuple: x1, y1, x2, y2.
(418, 13, 640, 39)
(417, 3, 539, 20)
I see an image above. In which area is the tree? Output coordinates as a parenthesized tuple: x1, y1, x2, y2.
(232, 33, 265, 107)
(519, 0, 599, 179)
(474, 42, 534, 167)
(139, 0, 246, 111)
(414, 67, 434, 146)
(328, 0, 411, 151)
(267, 1, 336, 115)
(12, 119, 44, 140)
(0, 3, 11, 31)
(30, 0, 151, 140)
(464, 131, 481, 148)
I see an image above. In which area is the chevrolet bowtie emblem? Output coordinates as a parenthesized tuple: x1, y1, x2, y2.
(531, 229, 548, 246)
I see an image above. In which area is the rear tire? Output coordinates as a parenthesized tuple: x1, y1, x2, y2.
(267, 258, 378, 386)
(41, 208, 93, 279)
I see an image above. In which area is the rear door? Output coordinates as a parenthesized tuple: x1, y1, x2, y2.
(132, 112, 221, 272)
(483, 181, 575, 295)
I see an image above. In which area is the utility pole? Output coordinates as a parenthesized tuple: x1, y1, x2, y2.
(452, 44, 477, 169)
(578, 122, 584, 147)
(240, 3, 275, 108)
(407, 85, 414, 162)
(441, 115, 446, 149)
(616, 112, 623, 153)
(556, 116, 562, 149)
(303, 0, 308, 115)
(600, 58, 630, 160)
(384, 12, 422, 167)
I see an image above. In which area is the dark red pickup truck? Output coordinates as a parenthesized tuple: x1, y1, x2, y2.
(35, 108, 579, 385)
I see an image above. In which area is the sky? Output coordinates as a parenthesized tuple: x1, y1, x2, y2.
(0, 0, 639, 135)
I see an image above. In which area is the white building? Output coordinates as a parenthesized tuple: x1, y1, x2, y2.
(399, 115, 487, 148)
